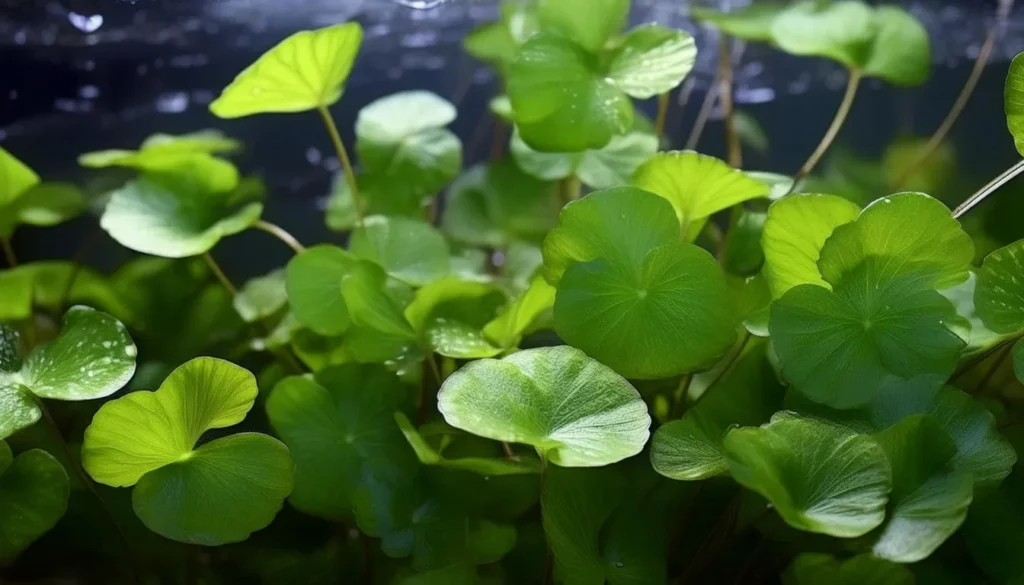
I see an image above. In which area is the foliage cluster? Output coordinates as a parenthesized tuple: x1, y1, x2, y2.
(3, 1, 1024, 583)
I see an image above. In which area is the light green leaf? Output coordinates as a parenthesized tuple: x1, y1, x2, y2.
(632, 151, 769, 237)
(286, 245, 357, 336)
(607, 25, 698, 99)
(761, 193, 860, 298)
(975, 239, 1024, 334)
(438, 346, 650, 467)
(79, 131, 239, 171)
(511, 130, 658, 189)
(395, 412, 541, 476)
(0, 182, 87, 238)
(771, 1, 931, 86)
(871, 415, 972, 563)
(555, 242, 737, 379)
(508, 33, 633, 152)
(465, 2, 539, 73)
(651, 343, 784, 480)
(404, 278, 506, 359)
(770, 264, 965, 409)
(100, 171, 263, 258)
(537, 0, 629, 53)
(818, 193, 973, 291)
(783, 553, 914, 585)
(266, 365, 413, 519)
(724, 412, 891, 537)
(733, 110, 770, 153)
(18, 306, 137, 401)
(0, 147, 40, 208)
(349, 216, 450, 286)
(1006, 52, 1024, 155)
(940, 272, 1002, 352)
(691, 3, 789, 43)
(355, 91, 462, 197)
(483, 276, 556, 349)
(442, 161, 560, 248)
(210, 23, 363, 117)
(0, 443, 69, 566)
(235, 269, 288, 323)
(82, 357, 292, 545)
(542, 187, 679, 284)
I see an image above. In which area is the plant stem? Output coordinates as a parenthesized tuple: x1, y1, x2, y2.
(685, 79, 719, 151)
(655, 92, 671, 142)
(252, 219, 305, 254)
(786, 68, 862, 195)
(685, 332, 752, 415)
(33, 396, 140, 583)
(426, 352, 443, 387)
(670, 374, 694, 419)
(562, 175, 582, 202)
(953, 158, 1024, 219)
(952, 336, 1019, 382)
(1, 235, 17, 267)
(892, 0, 1013, 190)
(57, 225, 104, 313)
(491, 116, 506, 161)
(202, 252, 238, 296)
(316, 104, 364, 227)
(976, 342, 1014, 396)
(718, 36, 741, 169)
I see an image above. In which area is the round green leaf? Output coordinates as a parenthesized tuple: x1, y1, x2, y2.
(132, 433, 292, 546)
(349, 216, 450, 286)
(555, 242, 737, 379)
(818, 193, 973, 291)
(940, 272, 1002, 352)
(0, 146, 40, 208)
(394, 412, 541, 476)
(442, 161, 560, 247)
(18, 306, 137, 402)
(483, 275, 556, 350)
(770, 265, 965, 409)
(341, 261, 417, 340)
(82, 357, 292, 545)
(438, 346, 651, 467)
(632, 151, 769, 237)
(607, 25, 697, 99)
(975, 239, 1024, 334)
(542, 187, 679, 283)
(80, 130, 240, 169)
(210, 23, 363, 117)
(1006, 52, 1024, 155)
(784, 553, 913, 585)
(100, 173, 263, 258)
(691, 3, 789, 43)
(511, 129, 658, 189)
(771, 1, 931, 86)
(0, 182, 87, 238)
(508, 33, 634, 152)
(355, 91, 462, 197)
(761, 193, 860, 298)
(0, 444, 69, 566)
(234, 269, 287, 323)
(870, 415, 972, 563)
(724, 412, 891, 537)
(285, 245, 357, 336)
(537, 0, 629, 53)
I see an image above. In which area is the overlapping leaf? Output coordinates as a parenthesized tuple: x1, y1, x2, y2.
(0, 441, 69, 566)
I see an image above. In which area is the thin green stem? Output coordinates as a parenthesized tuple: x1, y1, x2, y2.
(317, 104, 364, 227)
(202, 252, 238, 296)
(1, 236, 17, 267)
(563, 175, 582, 202)
(252, 220, 305, 254)
(33, 396, 140, 584)
(57, 225, 104, 313)
(953, 158, 1024, 219)
(670, 374, 694, 420)
(892, 0, 1013, 190)
(685, 80, 719, 151)
(685, 332, 752, 415)
(952, 335, 1019, 382)
(655, 92, 671, 143)
(976, 342, 1014, 396)
(786, 68, 862, 195)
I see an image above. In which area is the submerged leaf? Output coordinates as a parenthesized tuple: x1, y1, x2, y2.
(82, 358, 292, 545)
(511, 130, 658, 189)
(975, 239, 1024, 334)
(210, 23, 363, 117)
(607, 25, 698, 99)
(537, 0, 629, 53)
(1006, 52, 1024, 155)
(724, 412, 891, 537)
(691, 3, 789, 43)
(349, 216, 450, 286)
(234, 269, 288, 323)
(438, 346, 650, 467)
(286, 245, 358, 336)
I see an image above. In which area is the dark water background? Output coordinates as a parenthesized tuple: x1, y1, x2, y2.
(0, 0, 1020, 280)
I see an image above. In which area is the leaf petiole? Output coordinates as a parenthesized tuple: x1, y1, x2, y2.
(317, 104, 364, 227)
(252, 219, 305, 254)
